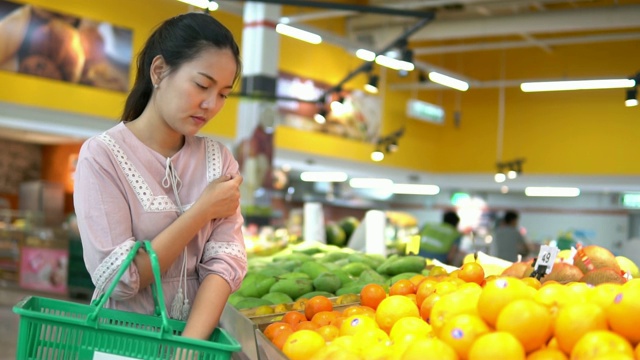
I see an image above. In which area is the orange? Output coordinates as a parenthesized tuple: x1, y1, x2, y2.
(295, 320, 320, 331)
(311, 310, 338, 327)
(533, 282, 570, 309)
(429, 266, 448, 277)
(390, 279, 417, 296)
(554, 302, 608, 354)
(636, 342, 640, 360)
(282, 311, 307, 328)
(565, 282, 592, 302)
(359, 305, 377, 319)
(316, 324, 340, 342)
(329, 315, 345, 329)
(605, 284, 640, 344)
(526, 348, 568, 360)
(263, 321, 292, 341)
(419, 292, 442, 323)
(401, 337, 457, 360)
(478, 277, 532, 327)
(359, 341, 393, 360)
(415, 278, 439, 307)
(405, 293, 417, 306)
(468, 331, 526, 360)
(282, 329, 327, 360)
(430, 287, 481, 336)
(329, 334, 355, 350)
(353, 326, 391, 356)
(389, 316, 432, 344)
(376, 295, 420, 333)
(342, 305, 368, 318)
(438, 313, 490, 360)
(410, 274, 426, 287)
(496, 298, 553, 353)
(521, 276, 542, 290)
(291, 297, 308, 311)
(271, 328, 294, 350)
(458, 262, 485, 285)
(340, 314, 379, 336)
(587, 283, 622, 308)
(360, 283, 387, 310)
(305, 295, 333, 321)
(571, 330, 634, 360)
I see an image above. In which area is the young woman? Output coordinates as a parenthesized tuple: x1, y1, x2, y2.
(74, 12, 246, 340)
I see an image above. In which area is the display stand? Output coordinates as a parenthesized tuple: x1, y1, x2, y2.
(348, 210, 387, 256)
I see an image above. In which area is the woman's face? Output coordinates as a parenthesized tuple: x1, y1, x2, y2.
(154, 47, 237, 137)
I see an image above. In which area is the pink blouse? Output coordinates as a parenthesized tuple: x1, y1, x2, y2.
(74, 122, 247, 317)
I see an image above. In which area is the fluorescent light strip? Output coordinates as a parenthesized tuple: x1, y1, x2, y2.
(521, 79, 635, 92)
(428, 72, 469, 91)
(393, 184, 440, 195)
(626, 99, 638, 107)
(275, 24, 322, 44)
(524, 187, 581, 197)
(300, 171, 347, 182)
(349, 178, 394, 189)
(356, 49, 376, 62)
(177, 0, 218, 10)
(375, 55, 414, 72)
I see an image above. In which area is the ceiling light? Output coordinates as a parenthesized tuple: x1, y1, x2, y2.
(626, 89, 638, 107)
(364, 74, 379, 94)
(392, 183, 440, 195)
(314, 108, 327, 124)
(375, 55, 414, 72)
(370, 150, 384, 162)
(494, 173, 506, 183)
(520, 79, 635, 92)
(507, 170, 518, 179)
(275, 24, 322, 44)
(525, 187, 581, 197)
(177, 0, 218, 11)
(349, 178, 394, 189)
(428, 72, 469, 91)
(356, 49, 376, 62)
(300, 171, 347, 182)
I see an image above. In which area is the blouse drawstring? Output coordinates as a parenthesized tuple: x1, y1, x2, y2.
(162, 157, 190, 320)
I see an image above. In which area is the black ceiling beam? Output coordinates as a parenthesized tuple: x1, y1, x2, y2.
(317, 14, 435, 102)
(227, 0, 436, 18)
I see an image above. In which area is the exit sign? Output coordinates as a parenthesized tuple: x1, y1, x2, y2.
(406, 99, 445, 124)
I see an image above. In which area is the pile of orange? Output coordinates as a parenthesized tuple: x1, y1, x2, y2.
(260, 263, 640, 360)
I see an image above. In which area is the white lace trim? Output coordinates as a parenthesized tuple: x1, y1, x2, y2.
(203, 241, 246, 263)
(98, 133, 179, 212)
(92, 240, 137, 294)
(205, 138, 222, 182)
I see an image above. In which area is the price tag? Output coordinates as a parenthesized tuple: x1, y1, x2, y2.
(534, 245, 559, 274)
(94, 352, 141, 360)
(405, 235, 421, 255)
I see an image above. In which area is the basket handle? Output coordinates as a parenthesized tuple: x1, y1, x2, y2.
(87, 240, 172, 335)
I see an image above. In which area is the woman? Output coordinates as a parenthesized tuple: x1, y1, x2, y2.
(74, 12, 246, 340)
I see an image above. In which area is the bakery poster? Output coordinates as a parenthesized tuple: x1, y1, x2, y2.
(277, 72, 382, 142)
(0, 1, 132, 92)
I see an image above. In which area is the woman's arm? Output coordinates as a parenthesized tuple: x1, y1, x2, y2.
(181, 274, 231, 339)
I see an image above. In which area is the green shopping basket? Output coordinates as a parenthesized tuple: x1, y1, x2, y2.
(13, 240, 242, 360)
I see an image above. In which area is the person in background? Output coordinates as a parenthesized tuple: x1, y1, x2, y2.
(73, 13, 246, 340)
(418, 210, 463, 265)
(492, 210, 530, 262)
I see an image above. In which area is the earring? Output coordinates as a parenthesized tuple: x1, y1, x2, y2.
(153, 83, 158, 89)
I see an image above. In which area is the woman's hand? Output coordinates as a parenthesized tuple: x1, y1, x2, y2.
(196, 173, 243, 220)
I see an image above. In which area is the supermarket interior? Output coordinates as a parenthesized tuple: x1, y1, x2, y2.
(1, 0, 640, 359)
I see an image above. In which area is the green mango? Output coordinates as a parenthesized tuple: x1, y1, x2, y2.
(341, 262, 372, 277)
(335, 282, 367, 296)
(258, 267, 289, 277)
(386, 255, 427, 276)
(277, 272, 310, 280)
(357, 268, 387, 285)
(235, 297, 272, 309)
(389, 272, 420, 286)
(269, 278, 314, 300)
(319, 251, 351, 263)
(300, 261, 330, 280)
(240, 275, 277, 298)
(312, 272, 342, 293)
(227, 292, 244, 307)
(261, 292, 294, 305)
(296, 291, 335, 300)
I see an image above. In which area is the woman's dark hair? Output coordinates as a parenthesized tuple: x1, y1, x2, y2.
(121, 13, 241, 122)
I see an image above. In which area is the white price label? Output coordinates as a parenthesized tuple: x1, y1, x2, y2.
(93, 352, 141, 360)
(534, 245, 559, 274)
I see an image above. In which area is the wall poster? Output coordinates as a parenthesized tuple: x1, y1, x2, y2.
(276, 72, 382, 142)
(0, 1, 132, 92)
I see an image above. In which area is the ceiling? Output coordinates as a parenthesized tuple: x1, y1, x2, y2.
(2, 0, 640, 196)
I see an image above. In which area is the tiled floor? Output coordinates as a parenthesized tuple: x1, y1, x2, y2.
(0, 281, 87, 360)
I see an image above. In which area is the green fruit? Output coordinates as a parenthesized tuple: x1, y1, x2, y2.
(389, 272, 419, 286)
(299, 261, 329, 280)
(312, 272, 342, 293)
(228, 292, 244, 307)
(347, 253, 383, 269)
(339, 216, 360, 241)
(325, 223, 347, 247)
(319, 251, 351, 263)
(332, 269, 355, 286)
(357, 268, 386, 285)
(258, 267, 289, 277)
(235, 297, 272, 309)
(386, 255, 427, 276)
(278, 272, 311, 280)
(240, 275, 277, 298)
(269, 278, 314, 299)
(335, 282, 367, 296)
(296, 291, 335, 300)
(273, 253, 314, 263)
(341, 262, 372, 277)
(261, 292, 294, 305)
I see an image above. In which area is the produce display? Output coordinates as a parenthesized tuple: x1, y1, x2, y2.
(238, 242, 640, 360)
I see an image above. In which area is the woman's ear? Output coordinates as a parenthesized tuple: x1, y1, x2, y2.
(150, 55, 168, 87)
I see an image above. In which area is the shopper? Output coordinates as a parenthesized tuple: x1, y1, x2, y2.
(418, 210, 463, 265)
(73, 12, 246, 340)
(491, 210, 530, 262)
